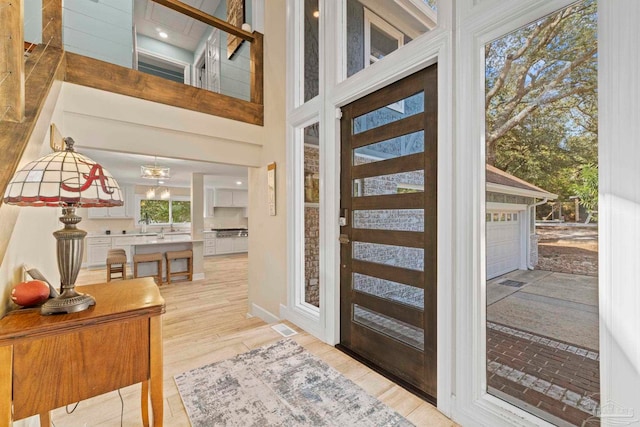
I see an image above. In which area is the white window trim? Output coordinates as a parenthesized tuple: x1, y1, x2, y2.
(454, 0, 592, 426)
(136, 47, 191, 85)
(287, 0, 454, 418)
(363, 8, 405, 66)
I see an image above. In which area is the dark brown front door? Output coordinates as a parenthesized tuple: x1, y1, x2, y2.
(340, 65, 437, 399)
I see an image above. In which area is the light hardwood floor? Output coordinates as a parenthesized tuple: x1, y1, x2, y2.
(49, 254, 454, 426)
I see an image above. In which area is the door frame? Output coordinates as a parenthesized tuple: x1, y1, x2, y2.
(284, 0, 455, 416)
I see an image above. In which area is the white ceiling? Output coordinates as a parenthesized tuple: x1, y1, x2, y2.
(134, 0, 221, 52)
(81, 148, 249, 190)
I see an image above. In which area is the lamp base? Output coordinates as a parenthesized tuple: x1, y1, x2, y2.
(41, 289, 95, 315)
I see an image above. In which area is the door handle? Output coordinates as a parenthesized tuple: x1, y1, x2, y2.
(339, 234, 350, 245)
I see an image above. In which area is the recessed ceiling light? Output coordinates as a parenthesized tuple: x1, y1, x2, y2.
(159, 31, 168, 39)
(158, 180, 165, 184)
(236, 181, 243, 185)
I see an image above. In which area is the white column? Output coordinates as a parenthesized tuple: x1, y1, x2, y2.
(599, 1, 640, 425)
(191, 173, 205, 278)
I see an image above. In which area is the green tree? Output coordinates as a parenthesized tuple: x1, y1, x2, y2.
(140, 200, 170, 224)
(485, 0, 597, 189)
(571, 163, 598, 222)
(172, 201, 191, 223)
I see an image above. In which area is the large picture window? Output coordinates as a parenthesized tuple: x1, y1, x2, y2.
(483, 1, 598, 425)
(137, 196, 191, 225)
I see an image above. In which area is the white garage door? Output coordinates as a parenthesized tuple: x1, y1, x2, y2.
(486, 211, 522, 279)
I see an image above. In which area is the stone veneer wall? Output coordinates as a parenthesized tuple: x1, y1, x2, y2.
(304, 145, 320, 307)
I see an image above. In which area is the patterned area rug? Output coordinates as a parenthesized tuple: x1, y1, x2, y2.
(175, 339, 413, 427)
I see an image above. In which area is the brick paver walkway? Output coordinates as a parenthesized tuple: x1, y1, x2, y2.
(487, 321, 600, 426)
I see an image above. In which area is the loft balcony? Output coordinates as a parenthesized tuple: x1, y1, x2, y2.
(4, 0, 264, 126)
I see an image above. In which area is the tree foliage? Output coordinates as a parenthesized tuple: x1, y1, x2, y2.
(485, 0, 597, 203)
(571, 163, 598, 221)
(139, 199, 191, 224)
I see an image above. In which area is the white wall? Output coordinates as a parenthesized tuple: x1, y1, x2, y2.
(136, 34, 194, 65)
(192, 0, 253, 101)
(0, 80, 65, 318)
(247, 0, 287, 321)
(60, 83, 263, 167)
(24, 0, 42, 45)
(63, 0, 134, 68)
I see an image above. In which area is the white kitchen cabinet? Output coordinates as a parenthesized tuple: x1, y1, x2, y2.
(213, 189, 248, 208)
(233, 236, 248, 252)
(213, 236, 248, 255)
(204, 233, 216, 256)
(87, 185, 134, 219)
(205, 189, 215, 217)
(233, 191, 248, 207)
(215, 238, 234, 254)
(86, 237, 112, 267)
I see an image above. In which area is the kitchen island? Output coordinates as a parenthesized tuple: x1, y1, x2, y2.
(132, 235, 203, 282)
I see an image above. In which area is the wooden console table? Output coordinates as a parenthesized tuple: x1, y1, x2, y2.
(0, 278, 165, 426)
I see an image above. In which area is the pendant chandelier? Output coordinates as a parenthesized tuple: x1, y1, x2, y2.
(141, 157, 170, 180)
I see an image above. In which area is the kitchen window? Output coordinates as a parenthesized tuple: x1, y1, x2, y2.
(136, 195, 191, 225)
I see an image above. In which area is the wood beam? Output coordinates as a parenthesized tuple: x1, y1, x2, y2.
(250, 31, 264, 105)
(151, 0, 255, 42)
(64, 53, 264, 126)
(0, 0, 25, 122)
(42, 0, 63, 49)
(0, 46, 65, 200)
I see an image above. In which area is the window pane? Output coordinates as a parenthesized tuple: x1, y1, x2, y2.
(304, 0, 319, 101)
(354, 171, 424, 197)
(345, 0, 437, 78)
(353, 273, 423, 309)
(484, 1, 598, 425)
(140, 200, 170, 224)
(353, 209, 424, 232)
(304, 122, 320, 307)
(353, 131, 425, 164)
(353, 242, 424, 271)
(172, 201, 191, 223)
(353, 92, 424, 134)
(370, 24, 398, 62)
(353, 304, 424, 350)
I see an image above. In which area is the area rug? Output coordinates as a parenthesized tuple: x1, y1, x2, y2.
(174, 339, 414, 427)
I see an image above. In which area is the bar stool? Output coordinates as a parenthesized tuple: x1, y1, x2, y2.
(165, 250, 193, 284)
(133, 252, 163, 285)
(106, 249, 127, 282)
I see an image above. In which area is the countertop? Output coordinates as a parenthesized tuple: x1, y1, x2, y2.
(87, 231, 191, 238)
(132, 235, 203, 246)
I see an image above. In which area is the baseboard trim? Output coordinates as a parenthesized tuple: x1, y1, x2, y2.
(251, 303, 280, 324)
(192, 272, 205, 281)
(280, 303, 323, 340)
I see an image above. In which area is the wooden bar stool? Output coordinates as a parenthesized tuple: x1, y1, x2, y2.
(165, 250, 193, 284)
(106, 249, 127, 282)
(133, 252, 163, 285)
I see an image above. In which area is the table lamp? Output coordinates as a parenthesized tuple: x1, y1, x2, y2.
(3, 137, 123, 314)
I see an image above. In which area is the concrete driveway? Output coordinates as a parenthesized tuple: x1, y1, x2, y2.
(487, 269, 599, 350)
